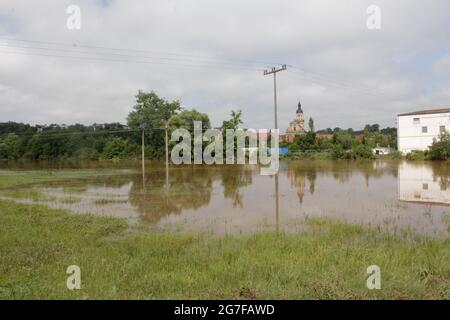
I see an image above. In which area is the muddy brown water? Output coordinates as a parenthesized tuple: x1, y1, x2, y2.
(1, 160, 449, 237)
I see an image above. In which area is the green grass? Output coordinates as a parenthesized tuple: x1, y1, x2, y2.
(0, 199, 449, 299)
(0, 169, 129, 189)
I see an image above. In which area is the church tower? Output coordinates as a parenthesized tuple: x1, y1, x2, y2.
(286, 101, 305, 135)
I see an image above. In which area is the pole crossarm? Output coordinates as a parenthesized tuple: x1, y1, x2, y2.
(263, 64, 287, 76)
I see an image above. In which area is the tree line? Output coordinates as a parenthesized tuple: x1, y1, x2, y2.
(0, 91, 230, 161)
(1, 90, 448, 160)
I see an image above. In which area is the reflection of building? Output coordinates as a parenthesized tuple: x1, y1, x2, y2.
(398, 162, 450, 206)
(397, 108, 450, 154)
(286, 167, 306, 204)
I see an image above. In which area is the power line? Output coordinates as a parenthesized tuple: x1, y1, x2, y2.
(0, 37, 281, 67)
(288, 65, 394, 98)
(0, 43, 268, 69)
(0, 128, 170, 139)
(285, 72, 390, 100)
(0, 49, 264, 71)
(0, 37, 397, 98)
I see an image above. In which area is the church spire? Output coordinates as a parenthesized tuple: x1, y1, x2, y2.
(297, 100, 303, 113)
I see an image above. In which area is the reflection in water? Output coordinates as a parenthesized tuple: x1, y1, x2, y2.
(2, 160, 449, 237)
(398, 162, 449, 205)
(275, 173, 279, 232)
(130, 167, 214, 222)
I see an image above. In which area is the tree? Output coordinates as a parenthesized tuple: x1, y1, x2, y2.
(102, 138, 132, 159)
(127, 91, 181, 158)
(221, 110, 244, 159)
(333, 131, 353, 150)
(221, 110, 243, 131)
(169, 109, 211, 132)
(169, 109, 211, 160)
(364, 124, 380, 133)
(429, 133, 450, 160)
(308, 117, 315, 133)
(0, 133, 22, 160)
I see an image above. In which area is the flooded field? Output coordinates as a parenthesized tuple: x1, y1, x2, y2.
(1, 160, 449, 237)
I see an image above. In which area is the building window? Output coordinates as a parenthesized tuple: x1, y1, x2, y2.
(422, 126, 428, 133)
(422, 183, 428, 190)
(413, 118, 420, 125)
(440, 125, 446, 133)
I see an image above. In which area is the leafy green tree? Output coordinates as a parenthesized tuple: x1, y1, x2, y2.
(294, 132, 316, 151)
(429, 133, 450, 160)
(0, 133, 22, 159)
(220, 110, 244, 159)
(221, 110, 243, 131)
(170, 109, 211, 132)
(127, 91, 181, 159)
(103, 138, 128, 159)
(169, 108, 211, 160)
(333, 131, 353, 150)
(308, 117, 315, 133)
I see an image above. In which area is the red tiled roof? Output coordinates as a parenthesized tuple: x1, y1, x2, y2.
(398, 108, 450, 117)
(315, 133, 333, 139)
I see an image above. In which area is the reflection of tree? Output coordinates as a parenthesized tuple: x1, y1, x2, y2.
(306, 170, 316, 195)
(129, 166, 214, 223)
(220, 166, 253, 207)
(431, 162, 450, 191)
(128, 165, 254, 222)
(285, 160, 398, 200)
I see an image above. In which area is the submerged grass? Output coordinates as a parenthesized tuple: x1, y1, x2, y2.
(0, 169, 128, 189)
(0, 199, 449, 300)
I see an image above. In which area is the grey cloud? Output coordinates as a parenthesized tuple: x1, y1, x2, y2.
(0, 0, 449, 131)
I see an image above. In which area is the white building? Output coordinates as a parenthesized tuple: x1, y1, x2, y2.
(397, 108, 450, 154)
(372, 146, 391, 155)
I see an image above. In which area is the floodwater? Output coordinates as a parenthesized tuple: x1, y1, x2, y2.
(1, 160, 449, 237)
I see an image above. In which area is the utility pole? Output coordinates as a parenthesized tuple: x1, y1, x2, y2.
(263, 65, 286, 233)
(263, 64, 287, 130)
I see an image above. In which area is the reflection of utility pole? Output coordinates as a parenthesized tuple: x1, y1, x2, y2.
(264, 65, 286, 233)
(275, 174, 280, 232)
(140, 124, 145, 190)
(165, 120, 170, 189)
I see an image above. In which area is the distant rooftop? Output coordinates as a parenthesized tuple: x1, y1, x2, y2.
(398, 108, 450, 117)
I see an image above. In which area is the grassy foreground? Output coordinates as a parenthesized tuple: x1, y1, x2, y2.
(0, 199, 449, 299)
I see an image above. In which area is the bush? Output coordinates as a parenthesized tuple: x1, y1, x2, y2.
(331, 145, 346, 159)
(428, 133, 450, 160)
(102, 138, 134, 159)
(352, 144, 375, 159)
(406, 150, 427, 161)
(74, 147, 100, 160)
(331, 144, 374, 160)
(389, 150, 403, 159)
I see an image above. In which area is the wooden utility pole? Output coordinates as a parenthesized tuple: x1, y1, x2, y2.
(263, 65, 286, 233)
(263, 64, 287, 130)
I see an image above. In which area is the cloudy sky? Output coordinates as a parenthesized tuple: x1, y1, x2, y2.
(0, 0, 449, 131)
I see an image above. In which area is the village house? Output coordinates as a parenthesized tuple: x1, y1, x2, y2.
(397, 108, 450, 154)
